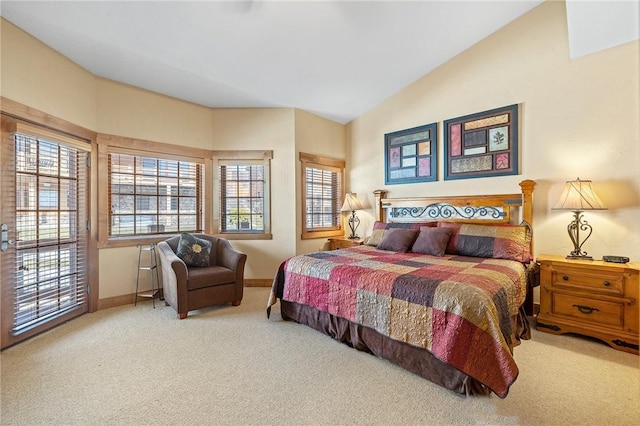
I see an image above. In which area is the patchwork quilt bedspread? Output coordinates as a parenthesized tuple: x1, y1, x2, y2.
(268, 245, 528, 398)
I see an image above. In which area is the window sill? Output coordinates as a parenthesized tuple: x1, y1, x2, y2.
(98, 235, 175, 249)
(217, 233, 272, 240)
(301, 229, 343, 240)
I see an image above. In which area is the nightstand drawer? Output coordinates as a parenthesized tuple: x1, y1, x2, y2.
(550, 291, 624, 328)
(549, 265, 624, 296)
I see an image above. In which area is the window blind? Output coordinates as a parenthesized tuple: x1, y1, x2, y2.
(305, 166, 342, 230)
(12, 133, 88, 333)
(108, 153, 203, 236)
(219, 162, 265, 232)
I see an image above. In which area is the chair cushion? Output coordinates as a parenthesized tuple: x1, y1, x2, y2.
(187, 265, 236, 290)
(176, 233, 212, 267)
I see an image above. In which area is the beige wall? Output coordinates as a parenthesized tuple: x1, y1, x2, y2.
(96, 79, 213, 149)
(209, 108, 348, 263)
(0, 20, 97, 130)
(294, 109, 347, 253)
(347, 1, 640, 270)
(211, 108, 298, 280)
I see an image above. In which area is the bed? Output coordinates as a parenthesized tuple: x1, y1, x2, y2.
(267, 180, 536, 398)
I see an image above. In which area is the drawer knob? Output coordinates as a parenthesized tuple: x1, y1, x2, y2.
(573, 304, 600, 315)
(603, 281, 611, 287)
(562, 275, 569, 281)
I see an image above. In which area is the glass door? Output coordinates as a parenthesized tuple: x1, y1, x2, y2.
(1, 129, 89, 349)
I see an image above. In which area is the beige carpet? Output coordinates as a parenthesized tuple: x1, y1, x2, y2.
(1, 287, 639, 425)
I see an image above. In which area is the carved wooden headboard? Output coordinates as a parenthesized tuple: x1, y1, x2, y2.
(373, 179, 536, 248)
(374, 180, 535, 224)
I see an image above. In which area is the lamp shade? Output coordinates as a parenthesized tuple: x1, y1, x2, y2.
(341, 193, 363, 211)
(552, 178, 607, 211)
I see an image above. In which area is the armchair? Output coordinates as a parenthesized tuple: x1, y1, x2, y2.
(157, 234, 247, 319)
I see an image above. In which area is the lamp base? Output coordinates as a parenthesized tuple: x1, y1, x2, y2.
(566, 254, 594, 260)
(564, 210, 595, 261)
(347, 210, 360, 241)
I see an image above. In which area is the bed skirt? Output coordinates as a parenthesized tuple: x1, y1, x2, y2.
(279, 300, 531, 397)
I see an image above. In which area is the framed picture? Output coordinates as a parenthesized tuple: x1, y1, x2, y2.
(384, 123, 437, 185)
(443, 104, 519, 180)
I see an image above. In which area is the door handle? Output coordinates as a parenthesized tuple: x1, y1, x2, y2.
(2, 224, 15, 252)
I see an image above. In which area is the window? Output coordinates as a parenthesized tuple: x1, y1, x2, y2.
(300, 152, 345, 239)
(213, 151, 272, 239)
(220, 164, 264, 232)
(98, 134, 212, 248)
(108, 152, 204, 237)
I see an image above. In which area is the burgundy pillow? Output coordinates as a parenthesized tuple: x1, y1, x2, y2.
(367, 221, 436, 246)
(376, 228, 419, 252)
(411, 227, 454, 256)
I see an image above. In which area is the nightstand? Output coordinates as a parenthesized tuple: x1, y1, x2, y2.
(536, 254, 639, 354)
(328, 236, 364, 250)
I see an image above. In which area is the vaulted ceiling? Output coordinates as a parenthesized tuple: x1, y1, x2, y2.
(1, 1, 636, 124)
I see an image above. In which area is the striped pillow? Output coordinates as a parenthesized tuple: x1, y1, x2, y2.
(437, 222, 532, 262)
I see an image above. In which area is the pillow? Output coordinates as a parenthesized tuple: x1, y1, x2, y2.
(176, 233, 212, 267)
(411, 227, 454, 256)
(366, 228, 387, 246)
(366, 221, 436, 246)
(437, 222, 531, 262)
(376, 228, 419, 252)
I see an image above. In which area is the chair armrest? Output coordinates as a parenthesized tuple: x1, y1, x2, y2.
(157, 241, 190, 313)
(157, 241, 188, 282)
(217, 239, 247, 272)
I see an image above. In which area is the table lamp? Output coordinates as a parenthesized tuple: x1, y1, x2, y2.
(341, 193, 364, 239)
(552, 178, 607, 260)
